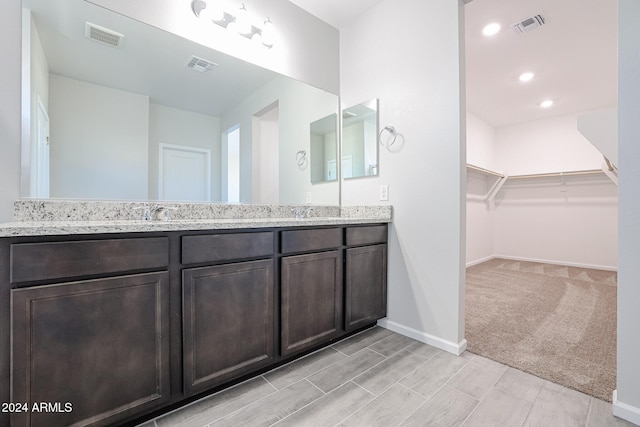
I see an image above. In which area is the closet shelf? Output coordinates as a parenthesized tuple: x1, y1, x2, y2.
(466, 164, 504, 178)
(508, 169, 603, 179)
(466, 163, 507, 204)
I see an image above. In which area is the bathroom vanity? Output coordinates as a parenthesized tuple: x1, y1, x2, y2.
(0, 204, 390, 426)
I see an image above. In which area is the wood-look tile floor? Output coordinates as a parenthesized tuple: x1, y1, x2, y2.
(140, 327, 635, 427)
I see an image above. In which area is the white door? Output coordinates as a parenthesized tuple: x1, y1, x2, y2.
(342, 155, 353, 179)
(159, 144, 211, 201)
(34, 97, 50, 198)
(327, 159, 337, 181)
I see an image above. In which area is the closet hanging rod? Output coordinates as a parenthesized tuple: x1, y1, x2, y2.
(509, 169, 603, 180)
(466, 164, 505, 178)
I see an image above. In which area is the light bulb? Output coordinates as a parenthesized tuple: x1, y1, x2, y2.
(236, 4, 252, 36)
(262, 18, 274, 48)
(194, 0, 224, 22)
(540, 99, 554, 108)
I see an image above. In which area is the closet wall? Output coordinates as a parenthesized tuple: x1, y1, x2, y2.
(467, 111, 618, 270)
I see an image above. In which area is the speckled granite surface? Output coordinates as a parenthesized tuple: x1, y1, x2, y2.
(1, 200, 392, 237)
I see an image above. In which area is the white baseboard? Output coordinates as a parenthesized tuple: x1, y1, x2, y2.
(377, 319, 467, 356)
(490, 254, 618, 272)
(612, 390, 640, 425)
(466, 255, 495, 268)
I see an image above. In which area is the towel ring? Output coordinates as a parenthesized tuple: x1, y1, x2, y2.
(379, 126, 397, 148)
(296, 150, 307, 167)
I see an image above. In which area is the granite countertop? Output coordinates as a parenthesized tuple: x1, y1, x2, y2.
(0, 201, 392, 237)
(0, 216, 391, 237)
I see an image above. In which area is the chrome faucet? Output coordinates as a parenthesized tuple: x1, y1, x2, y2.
(291, 207, 314, 220)
(134, 204, 177, 221)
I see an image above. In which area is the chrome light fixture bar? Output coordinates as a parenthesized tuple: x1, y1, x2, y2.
(192, 0, 274, 48)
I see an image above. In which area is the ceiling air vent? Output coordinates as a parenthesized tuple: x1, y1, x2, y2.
(85, 22, 124, 48)
(512, 14, 547, 34)
(185, 55, 218, 73)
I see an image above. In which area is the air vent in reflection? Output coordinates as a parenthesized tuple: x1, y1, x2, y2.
(186, 55, 218, 73)
(85, 22, 124, 48)
(512, 14, 547, 34)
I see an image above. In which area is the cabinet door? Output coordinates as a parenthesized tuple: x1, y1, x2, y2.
(182, 259, 275, 395)
(281, 251, 343, 356)
(345, 245, 387, 332)
(11, 272, 170, 427)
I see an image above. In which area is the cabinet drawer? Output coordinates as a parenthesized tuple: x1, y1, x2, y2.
(182, 232, 274, 264)
(10, 237, 169, 284)
(281, 228, 342, 254)
(346, 225, 387, 246)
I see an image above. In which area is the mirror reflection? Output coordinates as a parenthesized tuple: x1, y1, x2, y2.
(342, 99, 379, 179)
(21, 0, 339, 205)
(310, 113, 338, 184)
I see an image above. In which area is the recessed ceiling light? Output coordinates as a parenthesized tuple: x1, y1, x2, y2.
(540, 99, 554, 108)
(519, 72, 534, 82)
(482, 23, 501, 37)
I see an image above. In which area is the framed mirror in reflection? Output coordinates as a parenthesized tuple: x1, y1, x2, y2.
(21, 0, 339, 205)
(342, 99, 379, 179)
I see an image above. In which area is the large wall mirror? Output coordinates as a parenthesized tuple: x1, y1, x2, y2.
(21, 0, 339, 205)
(342, 99, 379, 179)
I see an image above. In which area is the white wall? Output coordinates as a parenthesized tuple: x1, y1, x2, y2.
(253, 105, 279, 204)
(495, 112, 606, 176)
(148, 103, 222, 201)
(86, 0, 340, 95)
(466, 111, 618, 269)
(466, 112, 497, 170)
(221, 76, 339, 205)
(21, 11, 49, 198)
(615, 0, 640, 422)
(49, 75, 149, 200)
(492, 113, 618, 269)
(494, 176, 618, 269)
(341, 0, 467, 353)
(466, 113, 497, 265)
(0, 0, 21, 222)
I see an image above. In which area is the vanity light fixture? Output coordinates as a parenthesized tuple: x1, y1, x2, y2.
(540, 99, 554, 108)
(191, 0, 274, 48)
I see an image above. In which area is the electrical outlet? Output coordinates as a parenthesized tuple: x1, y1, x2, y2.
(306, 192, 312, 203)
(379, 185, 389, 201)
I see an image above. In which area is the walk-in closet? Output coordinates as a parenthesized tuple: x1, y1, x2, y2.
(464, 0, 618, 402)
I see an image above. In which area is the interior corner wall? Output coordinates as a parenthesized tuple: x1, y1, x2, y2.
(466, 112, 497, 266)
(615, 0, 640, 422)
(48, 75, 149, 200)
(492, 113, 618, 270)
(340, 0, 466, 352)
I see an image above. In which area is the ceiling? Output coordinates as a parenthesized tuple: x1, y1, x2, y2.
(27, 0, 617, 128)
(291, 0, 618, 128)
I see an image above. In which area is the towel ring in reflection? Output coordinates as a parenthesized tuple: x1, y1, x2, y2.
(379, 126, 397, 149)
(296, 150, 307, 168)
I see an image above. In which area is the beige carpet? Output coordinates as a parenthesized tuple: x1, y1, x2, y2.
(465, 258, 617, 402)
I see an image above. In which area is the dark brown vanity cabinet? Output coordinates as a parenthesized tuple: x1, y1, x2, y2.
(181, 232, 276, 395)
(345, 226, 388, 332)
(280, 228, 344, 357)
(8, 238, 171, 427)
(0, 223, 388, 426)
